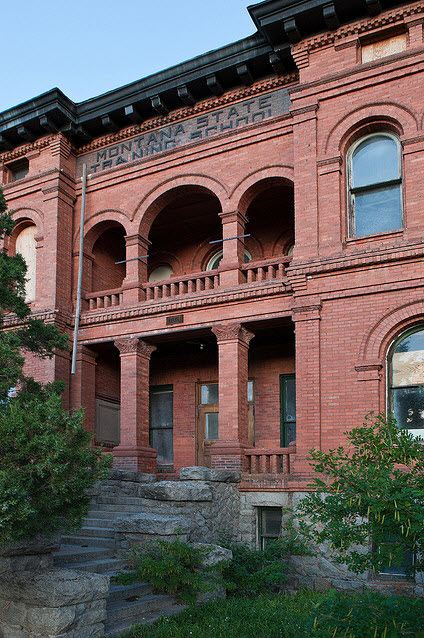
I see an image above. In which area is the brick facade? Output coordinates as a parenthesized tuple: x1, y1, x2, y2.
(2, 0, 424, 494)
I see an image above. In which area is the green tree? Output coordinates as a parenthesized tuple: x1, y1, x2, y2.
(0, 185, 111, 543)
(296, 413, 424, 576)
(0, 185, 67, 400)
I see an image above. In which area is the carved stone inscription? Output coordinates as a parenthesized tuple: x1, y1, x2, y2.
(77, 88, 291, 177)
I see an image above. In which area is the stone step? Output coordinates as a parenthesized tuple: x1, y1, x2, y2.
(53, 546, 114, 564)
(56, 557, 128, 574)
(83, 517, 118, 529)
(108, 581, 153, 603)
(103, 603, 186, 637)
(89, 503, 145, 514)
(106, 593, 178, 623)
(96, 496, 146, 506)
(78, 526, 116, 539)
(86, 509, 130, 519)
(61, 535, 115, 549)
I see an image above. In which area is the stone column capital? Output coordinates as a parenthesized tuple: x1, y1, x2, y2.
(115, 337, 156, 358)
(219, 210, 248, 225)
(212, 323, 254, 345)
(124, 233, 151, 248)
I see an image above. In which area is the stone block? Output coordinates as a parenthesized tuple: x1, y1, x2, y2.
(114, 513, 190, 536)
(0, 569, 109, 607)
(179, 467, 241, 483)
(331, 578, 365, 592)
(109, 469, 156, 483)
(192, 543, 232, 567)
(0, 534, 61, 556)
(138, 481, 213, 501)
(24, 605, 77, 634)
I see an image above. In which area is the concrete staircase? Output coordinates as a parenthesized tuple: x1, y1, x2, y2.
(54, 475, 187, 637)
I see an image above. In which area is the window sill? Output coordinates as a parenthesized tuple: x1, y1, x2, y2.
(346, 228, 403, 246)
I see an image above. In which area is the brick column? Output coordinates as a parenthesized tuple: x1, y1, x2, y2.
(114, 337, 157, 472)
(292, 303, 321, 475)
(210, 323, 254, 471)
(218, 211, 247, 287)
(69, 345, 97, 434)
(122, 234, 150, 305)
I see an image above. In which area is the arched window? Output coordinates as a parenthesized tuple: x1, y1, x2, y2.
(15, 225, 37, 302)
(206, 249, 252, 271)
(348, 134, 402, 237)
(389, 327, 424, 438)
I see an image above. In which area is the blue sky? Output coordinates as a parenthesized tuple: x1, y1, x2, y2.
(1, 1, 256, 112)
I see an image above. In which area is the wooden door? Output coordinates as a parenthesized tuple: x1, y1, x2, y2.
(196, 383, 219, 467)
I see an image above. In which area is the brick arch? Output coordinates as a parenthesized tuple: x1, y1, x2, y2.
(229, 166, 294, 216)
(358, 299, 424, 365)
(132, 174, 228, 237)
(148, 251, 183, 278)
(73, 210, 132, 252)
(272, 229, 294, 256)
(323, 102, 419, 156)
(8, 208, 43, 252)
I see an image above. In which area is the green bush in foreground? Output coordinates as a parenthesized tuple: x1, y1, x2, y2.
(222, 537, 301, 597)
(0, 386, 112, 544)
(116, 538, 212, 604)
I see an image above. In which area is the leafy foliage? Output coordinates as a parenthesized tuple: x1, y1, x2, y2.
(0, 185, 67, 401)
(116, 538, 213, 604)
(222, 533, 309, 597)
(296, 413, 424, 575)
(0, 385, 112, 543)
(312, 590, 424, 638)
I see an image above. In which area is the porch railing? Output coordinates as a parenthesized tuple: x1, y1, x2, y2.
(85, 288, 124, 311)
(245, 443, 296, 474)
(241, 256, 291, 284)
(144, 270, 220, 301)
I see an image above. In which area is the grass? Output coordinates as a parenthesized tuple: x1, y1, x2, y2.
(120, 591, 323, 638)
(120, 590, 424, 638)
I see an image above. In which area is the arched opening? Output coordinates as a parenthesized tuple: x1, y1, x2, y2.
(15, 224, 37, 302)
(147, 186, 222, 279)
(91, 224, 126, 292)
(244, 179, 295, 259)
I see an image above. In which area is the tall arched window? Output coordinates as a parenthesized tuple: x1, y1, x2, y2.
(15, 225, 37, 302)
(389, 327, 424, 438)
(348, 134, 402, 237)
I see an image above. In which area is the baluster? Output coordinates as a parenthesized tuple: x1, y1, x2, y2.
(247, 268, 254, 283)
(205, 276, 213, 290)
(162, 284, 169, 298)
(269, 265, 276, 280)
(153, 286, 160, 300)
(119, 292, 123, 305)
(278, 263, 285, 278)
(270, 454, 278, 473)
(214, 274, 219, 288)
(170, 283, 177, 297)
(146, 287, 153, 300)
(111, 294, 118, 306)
(195, 278, 203, 292)
(258, 267, 266, 281)
(252, 455, 259, 474)
(98, 297, 104, 308)
(89, 298, 95, 311)
(260, 454, 267, 473)
(188, 279, 195, 293)
(104, 295, 111, 308)
(178, 281, 186, 295)
(282, 453, 289, 474)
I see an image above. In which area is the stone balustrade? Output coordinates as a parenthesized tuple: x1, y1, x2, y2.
(144, 270, 220, 301)
(86, 287, 123, 310)
(241, 256, 291, 284)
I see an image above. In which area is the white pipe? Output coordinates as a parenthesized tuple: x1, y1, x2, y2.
(71, 163, 87, 374)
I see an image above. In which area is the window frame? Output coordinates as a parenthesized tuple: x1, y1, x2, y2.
(280, 373, 296, 447)
(347, 132, 403, 239)
(257, 507, 282, 550)
(149, 384, 174, 467)
(387, 326, 424, 437)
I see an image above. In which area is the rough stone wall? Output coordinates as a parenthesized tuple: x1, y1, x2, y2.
(0, 537, 109, 638)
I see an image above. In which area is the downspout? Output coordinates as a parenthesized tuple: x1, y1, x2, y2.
(71, 163, 87, 374)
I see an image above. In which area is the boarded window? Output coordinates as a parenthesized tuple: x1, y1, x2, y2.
(362, 33, 407, 63)
(16, 225, 37, 302)
(95, 398, 120, 446)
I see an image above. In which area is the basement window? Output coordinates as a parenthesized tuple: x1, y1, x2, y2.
(258, 507, 282, 550)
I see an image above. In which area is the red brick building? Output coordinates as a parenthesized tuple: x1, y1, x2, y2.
(2, 0, 424, 538)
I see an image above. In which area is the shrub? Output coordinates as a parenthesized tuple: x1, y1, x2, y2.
(311, 591, 424, 638)
(0, 386, 112, 544)
(116, 538, 213, 604)
(222, 535, 306, 597)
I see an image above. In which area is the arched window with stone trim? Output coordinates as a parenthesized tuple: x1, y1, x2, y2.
(15, 224, 37, 302)
(205, 248, 251, 271)
(389, 327, 424, 438)
(348, 133, 403, 237)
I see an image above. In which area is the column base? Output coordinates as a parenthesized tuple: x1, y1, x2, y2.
(210, 441, 251, 472)
(112, 445, 157, 473)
